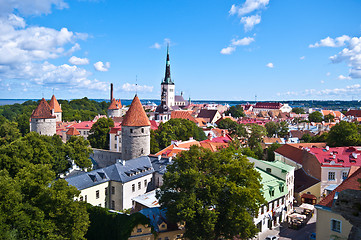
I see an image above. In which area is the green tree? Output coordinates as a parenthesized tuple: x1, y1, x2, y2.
(292, 107, 305, 114)
(247, 124, 267, 159)
(224, 105, 245, 118)
(66, 136, 93, 169)
(327, 121, 361, 147)
(0, 116, 21, 146)
(278, 121, 289, 138)
(324, 114, 335, 122)
(88, 117, 114, 150)
(311, 132, 328, 143)
(266, 142, 281, 161)
(150, 130, 160, 154)
(151, 119, 206, 152)
(15, 113, 31, 136)
(217, 118, 246, 139)
(157, 145, 265, 240)
(265, 121, 279, 137)
(301, 133, 312, 143)
(308, 111, 323, 123)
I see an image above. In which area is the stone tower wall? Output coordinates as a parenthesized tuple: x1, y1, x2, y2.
(30, 118, 56, 136)
(55, 112, 62, 122)
(108, 109, 122, 118)
(121, 125, 150, 160)
(161, 84, 175, 107)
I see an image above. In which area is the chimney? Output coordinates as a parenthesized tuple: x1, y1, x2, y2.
(110, 83, 114, 101)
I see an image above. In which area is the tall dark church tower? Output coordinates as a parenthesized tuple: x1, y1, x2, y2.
(161, 45, 175, 107)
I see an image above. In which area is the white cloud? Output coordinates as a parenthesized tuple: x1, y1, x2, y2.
(338, 75, 352, 80)
(321, 80, 325, 84)
(150, 42, 161, 49)
(266, 62, 274, 68)
(220, 46, 236, 55)
(300, 56, 305, 60)
(69, 56, 89, 65)
(221, 37, 254, 55)
(0, 0, 68, 17)
(309, 35, 351, 48)
(122, 83, 153, 92)
(231, 37, 255, 46)
(229, 0, 269, 16)
(240, 15, 261, 31)
(278, 84, 361, 98)
(326, 72, 331, 76)
(94, 61, 110, 72)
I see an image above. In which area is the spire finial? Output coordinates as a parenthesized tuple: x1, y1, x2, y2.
(136, 75, 138, 96)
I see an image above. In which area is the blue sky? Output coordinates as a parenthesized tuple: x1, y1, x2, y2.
(1, 0, 361, 101)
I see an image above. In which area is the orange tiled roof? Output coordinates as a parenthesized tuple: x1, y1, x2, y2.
(31, 98, 56, 119)
(121, 95, 151, 127)
(155, 140, 201, 157)
(66, 127, 80, 136)
(171, 110, 197, 123)
(108, 98, 122, 110)
(49, 95, 62, 113)
(200, 142, 228, 152)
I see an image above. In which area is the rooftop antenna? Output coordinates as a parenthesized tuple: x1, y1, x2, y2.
(255, 94, 257, 103)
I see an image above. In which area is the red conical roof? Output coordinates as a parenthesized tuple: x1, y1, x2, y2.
(49, 95, 62, 113)
(121, 95, 150, 127)
(31, 98, 56, 119)
(108, 98, 122, 110)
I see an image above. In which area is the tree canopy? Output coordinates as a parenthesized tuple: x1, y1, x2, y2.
(292, 107, 305, 114)
(88, 117, 114, 150)
(217, 118, 246, 138)
(157, 145, 265, 240)
(224, 105, 245, 118)
(308, 111, 323, 123)
(150, 118, 206, 153)
(326, 121, 361, 147)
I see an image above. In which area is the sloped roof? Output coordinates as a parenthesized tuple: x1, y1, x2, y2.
(290, 130, 315, 139)
(108, 98, 122, 110)
(274, 144, 305, 164)
(197, 109, 218, 120)
(122, 95, 151, 127)
(345, 110, 361, 117)
(200, 141, 228, 152)
(171, 110, 197, 123)
(31, 98, 56, 119)
(66, 156, 154, 190)
(254, 102, 282, 109)
(294, 168, 320, 193)
(66, 127, 80, 136)
(317, 167, 361, 208)
(49, 95, 62, 113)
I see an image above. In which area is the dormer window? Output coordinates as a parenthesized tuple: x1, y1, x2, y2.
(266, 168, 271, 173)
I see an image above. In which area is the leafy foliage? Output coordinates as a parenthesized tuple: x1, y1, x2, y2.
(265, 121, 288, 138)
(324, 113, 335, 122)
(224, 105, 245, 118)
(326, 121, 361, 147)
(247, 124, 267, 159)
(292, 107, 305, 114)
(150, 118, 206, 153)
(88, 117, 114, 150)
(308, 111, 323, 123)
(266, 142, 282, 161)
(157, 145, 265, 240)
(85, 205, 151, 240)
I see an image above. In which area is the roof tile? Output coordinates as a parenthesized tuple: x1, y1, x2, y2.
(49, 95, 62, 113)
(31, 98, 56, 119)
(122, 95, 151, 127)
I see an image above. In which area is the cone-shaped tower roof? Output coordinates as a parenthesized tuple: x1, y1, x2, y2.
(162, 44, 173, 84)
(121, 95, 151, 126)
(108, 98, 122, 110)
(49, 95, 62, 113)
(31, 98, 56, 119)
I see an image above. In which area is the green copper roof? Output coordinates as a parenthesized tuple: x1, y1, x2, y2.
(162, 45, 174, 84)
(256, 168, 288, 202)
(259, 160, 295, 173)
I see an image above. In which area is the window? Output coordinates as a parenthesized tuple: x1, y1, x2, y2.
(261, 205, 264, 214)
(138, 182, 141, 190)
(132, 184, 135, 192)
(266, 168, 272, 173)
(105, 187, 108, 195)
(144, 179, 147, 188)
(112, 186, 115, 194)
(96, 190, 99, 199)
(141, 128, 144, 133)
(80, 196, 83, 201)
(280, 186, 284, 192)
(281, 197, 284, 205)
(328, 172, 336, 181)
(85, 195, 87, 202)
(331, 219, 341, 233)
(342, 172, 348, 180)
(137, 228, 142, 233)
(270, 189, 275, 197)
(111, 200, 115, 210)
(130, 129, 133, 133)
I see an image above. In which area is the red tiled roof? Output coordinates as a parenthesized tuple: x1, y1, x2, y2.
(171, 110, 197, 123)
(108, 98, 122, 110)
(69, 121, 94, 129)
(200, 142, 228, 152)
(49, 95, 62, 113)
(318, 167, 361, 208)
(211, 128, 228, 137)
(110, 126, 122, 134)
(150, 120, 159, 130)
(122, 95, 151, 127)
(66, 127, 80, 136)
(310, 146, 361, 168)
(345, 110, 361, 118)
(31, 98, 56, 119)
(254, 102, 282, 109)
(290, 130, 315, 139)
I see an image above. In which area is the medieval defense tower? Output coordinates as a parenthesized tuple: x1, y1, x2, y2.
(30, 98, 57, 136)
(49, 95, 62, 122)
(107, 83, 124, 118)
(161, 45, 175, 107)
(121, 95, 151, 160)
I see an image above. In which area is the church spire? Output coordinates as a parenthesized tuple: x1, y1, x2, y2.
(163, 44, 173, 84)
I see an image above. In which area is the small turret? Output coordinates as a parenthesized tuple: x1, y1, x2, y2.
(49, 95, 62, 122)
(30, 98, 57, 136)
